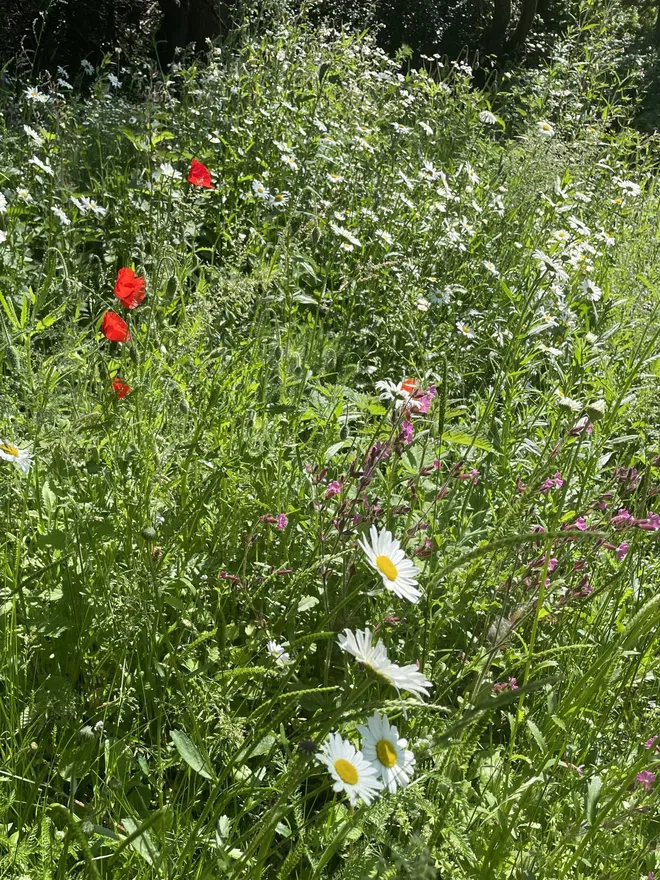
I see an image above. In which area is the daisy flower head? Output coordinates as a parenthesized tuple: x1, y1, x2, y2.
(29, 156, 53, 177)
(0, 193, 6, 214)
(357, 712, 415, 792)
(267, 640, 291, 665)
(0, 440, 33, 473)
(107, 73, 121, 88)
(281, 153, 299, 171)
(478, 110, 497, 125)
(337, 628, 433, 701)
(81, 59, 95, 75)
(483, 260, 499, 276)
(537, 120, 555, 138)
(270, 191, 290, 208)
(456, 320, 475, 339)
(0, 231, 6, 244)
(316, 733, 383, 805)
(252, 179, 270, 199)
(375, 377, 417, 405)
(23, 125, 42, 146)
(51, 206, 71, 226)
(24, 86, 48, 103)
(358, 525, 421, 603)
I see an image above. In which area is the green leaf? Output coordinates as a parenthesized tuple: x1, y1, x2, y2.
(585, 775, 602, 824)
(442, 428, 494, 452)
(526, 718, 547, 752)
(121, 816, 161, 868)
(170, 729, 214, 779)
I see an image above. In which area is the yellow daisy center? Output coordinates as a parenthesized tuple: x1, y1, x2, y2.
(376, 738, 398, 768)
(376, 555, 398, 581)
(0, 443, 19, 457)
(334, 758, 358, 785)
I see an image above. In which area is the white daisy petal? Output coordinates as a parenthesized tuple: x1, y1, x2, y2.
(0, 440, 33, 473)
(359, 526, 421, 603)
(337, 628, 432, 701)
(357, 711, 416, 793)
(316, 732, 383, 805)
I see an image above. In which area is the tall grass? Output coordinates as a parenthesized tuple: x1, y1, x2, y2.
(1, 5, 660, 877)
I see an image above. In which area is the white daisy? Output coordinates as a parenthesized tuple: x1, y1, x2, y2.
(269, 191, 289, 208)
(0, 193, 6, 214)
(29, 156, 53, 176)
(107, 73, 122, 88)
(316, 732, 383, 805)
(479, 110, 498, 125)
(81, 59, 95, 75)
(57, 79, 73, 91)
(281, 153, 298, 171)
(358, 525, 421, 604)
(456, 321, 475, 339)
(24, 86, 48, 103)
(267, 640, 291, 665)
(375, 377, 416, 404)
(537, 120, 555, 138)
(23, 125, 43, 146)
(337, 628, 433, 701)
(483, 260, 499, 276)
(252, 179, 270, 199)
(0, 441, 33, 473)
(51, 206, 71, 226)
(0, 231, 7, 244)
(155, 162, 182, 182)
(357, 712, 415, 793)
(416, 296, 430, 312)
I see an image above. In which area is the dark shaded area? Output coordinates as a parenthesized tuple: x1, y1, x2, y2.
(0, 0, 154, 73)
(0, 0, 655, 76)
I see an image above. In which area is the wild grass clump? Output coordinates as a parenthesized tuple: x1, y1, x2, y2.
(1, 6, 660, 877)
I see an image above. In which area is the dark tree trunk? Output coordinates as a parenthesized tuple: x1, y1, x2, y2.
(481, 0, 512, 55)
(156, 0, 226, 66)
(505, 0, 538, 51)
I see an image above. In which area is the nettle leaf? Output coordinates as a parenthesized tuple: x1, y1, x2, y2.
(170, 729, 214, 780)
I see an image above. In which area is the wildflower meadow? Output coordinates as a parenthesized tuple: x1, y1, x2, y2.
(2, 3, 660, 876)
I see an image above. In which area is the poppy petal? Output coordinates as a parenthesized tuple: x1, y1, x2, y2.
(188, 159, 214, 189)
(101, 311, 130, 342)
(112, 377, 131, 399)
(114, 267, 146, 309)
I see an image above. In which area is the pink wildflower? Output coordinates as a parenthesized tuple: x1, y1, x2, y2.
(401, 420, 414, 445)
(644, 735, 658, 750)
(638, 512, 660, 531)
(636, 770, 656, 791)
(610, 508, 635, 529)
(615, 541, 629, 560)
(547, 557, 559, 572)
(325, 480, 342, 499)
(508, 677, 518, 690)
(553, 472, 564, 487)
(573, 517, 587, 531)
(276, 513, 288, 530)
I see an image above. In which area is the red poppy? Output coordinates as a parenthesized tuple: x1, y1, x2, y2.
(112, 377, 131, 399)
(188, 159, 214, 189)
(101, 311, 131, 343)
(114, 267, 146, 309)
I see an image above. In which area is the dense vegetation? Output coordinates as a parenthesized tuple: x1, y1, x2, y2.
(1, 2, 660, 877)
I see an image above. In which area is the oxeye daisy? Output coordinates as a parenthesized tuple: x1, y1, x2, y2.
(337, 628, 432, 701)
(357, 712, 415, 793)
(537, 120, 555, 138)
(316, 733, 383, 805)
(252, 179, 270, 199)
(358, 525, 421, 603)
(456, 321, 475, 339)
(0, 440, 33, 473)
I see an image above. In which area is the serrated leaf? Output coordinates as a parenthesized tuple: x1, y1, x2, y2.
(526, 718, 547, 752)
(170, 729, 213, 779)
